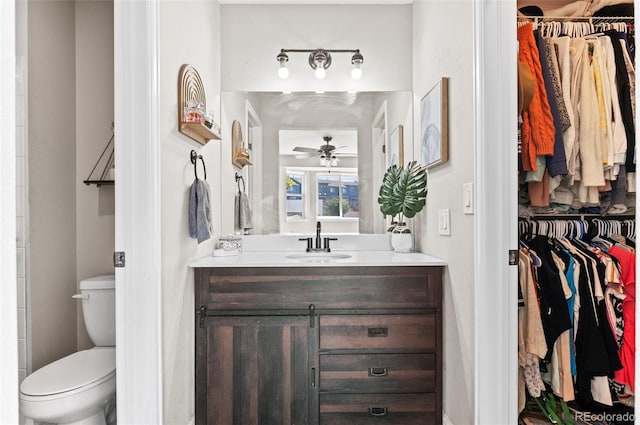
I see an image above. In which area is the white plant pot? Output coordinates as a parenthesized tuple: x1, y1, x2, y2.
(390, 224, 413, 253)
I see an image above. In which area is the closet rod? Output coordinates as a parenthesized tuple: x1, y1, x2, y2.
(519, 214, 635, 221)
(518, 15, 634, 21)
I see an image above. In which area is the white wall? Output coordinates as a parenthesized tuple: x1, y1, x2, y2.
(412, 1, 475, 424)
(220, 4, 413, 92)
(75, 0, 115, 351)
(28, 0, 78, 372)
(159, 2, 221, 424)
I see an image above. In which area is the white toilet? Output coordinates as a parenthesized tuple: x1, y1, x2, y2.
(20, 275, 116, 425)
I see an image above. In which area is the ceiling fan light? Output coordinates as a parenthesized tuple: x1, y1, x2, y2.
(314, 66, 326, 79)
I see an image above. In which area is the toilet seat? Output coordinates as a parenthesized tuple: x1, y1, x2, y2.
(20, 347, 115, 400)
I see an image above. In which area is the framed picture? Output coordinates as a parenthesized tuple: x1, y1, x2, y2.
(388, 124, 404, 167)
(420, 77, 449, 169)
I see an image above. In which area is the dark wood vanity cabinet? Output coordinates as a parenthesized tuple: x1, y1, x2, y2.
(195, 265, 443, 425)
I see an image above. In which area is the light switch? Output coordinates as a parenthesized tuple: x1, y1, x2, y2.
(438, 209, 451, 236)
(463, 182, 474, 214)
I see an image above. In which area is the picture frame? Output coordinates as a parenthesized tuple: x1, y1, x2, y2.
(388, 124, 404, 167)
(420, 77, 449, 169)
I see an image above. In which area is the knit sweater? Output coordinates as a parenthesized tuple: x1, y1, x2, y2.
(518, 23, 556, 172)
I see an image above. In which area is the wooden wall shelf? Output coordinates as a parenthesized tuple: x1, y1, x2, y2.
(179, 122, 221, 145)
(83, 179, 114, 187)
(233, 156, 252, 167)
(231, 120, 252, 168)
(178, 64, 220, 145)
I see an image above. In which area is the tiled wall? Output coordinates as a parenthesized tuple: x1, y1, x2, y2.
(16, 54, 29, 407)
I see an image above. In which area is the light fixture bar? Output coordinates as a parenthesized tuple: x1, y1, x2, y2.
(276, 48, 363, 80)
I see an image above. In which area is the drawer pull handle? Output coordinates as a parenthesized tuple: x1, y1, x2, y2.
(369, 407, 388, 417)
(367, 327, 388, 337)
(368, 367, 388, 377)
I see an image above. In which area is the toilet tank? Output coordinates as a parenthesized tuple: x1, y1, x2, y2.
(79, 274, 115, 347)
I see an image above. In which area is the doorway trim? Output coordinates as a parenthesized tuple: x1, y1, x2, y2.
(114, 1, 163, 423)
(371, 101, 387, 234)
(473, 0, 519, 424)
(0, 1, 19, 423)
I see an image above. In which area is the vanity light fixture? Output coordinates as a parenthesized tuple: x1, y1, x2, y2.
(277, 48, 364, 80)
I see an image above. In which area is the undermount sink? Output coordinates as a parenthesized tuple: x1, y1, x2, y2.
(285, 252, 352, 261)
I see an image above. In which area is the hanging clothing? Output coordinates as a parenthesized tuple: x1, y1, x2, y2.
(527, 236, 573, 358)
(536, 32, 568, 177)
(605, 30, 635, 172)
(518, 23, 557, 172)
(609, 245, 636, 392)
(519, 24, 636, 213)
(518, 249, 550, 412)
(518, 220, 635, 411)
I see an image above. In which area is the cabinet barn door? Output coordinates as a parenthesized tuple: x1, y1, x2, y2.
(199, 316, 311, 425)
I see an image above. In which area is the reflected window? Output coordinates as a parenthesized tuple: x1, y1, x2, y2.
(317, 174, 359, 218)
(286, 173, 305, 218)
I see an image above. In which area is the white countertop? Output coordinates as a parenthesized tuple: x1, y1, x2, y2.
(190, 250, 446, 268)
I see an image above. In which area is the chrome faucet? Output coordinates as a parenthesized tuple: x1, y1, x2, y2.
(298, 221, 337, 252)
(315, 221, 322, 250)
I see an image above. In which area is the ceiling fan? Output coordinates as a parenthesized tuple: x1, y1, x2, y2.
(292, 136, 351, 166)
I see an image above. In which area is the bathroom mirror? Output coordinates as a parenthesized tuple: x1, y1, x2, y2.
(221, 91, 413, 235)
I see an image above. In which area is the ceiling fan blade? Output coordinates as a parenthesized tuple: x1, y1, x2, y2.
(293, 147, 319, 153)
(332, 145, 348, 151)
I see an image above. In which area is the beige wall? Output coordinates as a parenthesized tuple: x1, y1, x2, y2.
(75, 0, 115, 351)
(159, 2, 221, 423)
(28, 0, 115, 370)
(412, 1, 475, 424)
(28, 0, 78, 372)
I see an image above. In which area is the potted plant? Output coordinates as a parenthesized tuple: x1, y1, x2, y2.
(377, 161, 428, 252)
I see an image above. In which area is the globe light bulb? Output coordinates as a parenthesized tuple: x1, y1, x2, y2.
(351, 64, 362, 80)
(278, 65, 289, 79)
(315, 66, 326, 79)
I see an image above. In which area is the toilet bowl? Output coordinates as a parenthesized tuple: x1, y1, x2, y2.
(19, 275, 116, 425)
(20, 347, 115, 425)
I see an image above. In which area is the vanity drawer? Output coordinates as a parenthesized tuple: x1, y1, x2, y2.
(197, 266, 441, 310)
(320, 353, 436, 393)
(320, 393, 437, 425)
(319, 315, 436, 352)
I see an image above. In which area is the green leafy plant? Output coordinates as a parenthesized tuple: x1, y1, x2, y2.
(377, 161, 427, 223)
(522, 391, 575, 425)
